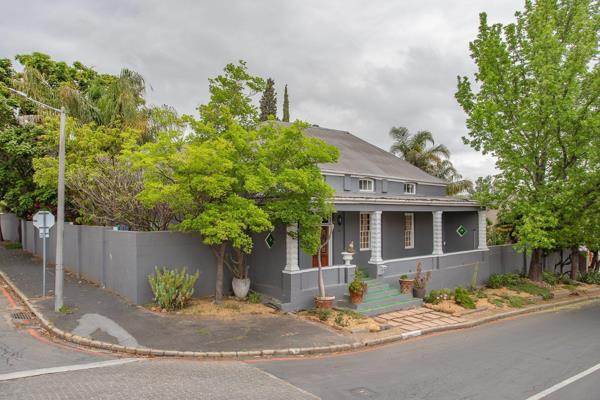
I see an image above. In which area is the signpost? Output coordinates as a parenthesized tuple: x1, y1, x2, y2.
(32, 211, 55, 296)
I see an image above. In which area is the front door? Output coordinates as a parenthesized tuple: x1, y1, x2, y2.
(312, 225, 330, 267)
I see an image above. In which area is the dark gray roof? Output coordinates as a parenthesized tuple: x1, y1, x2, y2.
(333, 192, 479, 207)
(303, 125, 447, 185)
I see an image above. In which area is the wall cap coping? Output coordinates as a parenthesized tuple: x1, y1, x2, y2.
(282, 264, 356, 275)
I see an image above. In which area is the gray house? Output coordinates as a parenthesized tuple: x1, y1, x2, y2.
(248, 125, 487, 313)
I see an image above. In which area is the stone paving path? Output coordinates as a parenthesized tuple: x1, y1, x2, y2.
(373, 307, 467, 332)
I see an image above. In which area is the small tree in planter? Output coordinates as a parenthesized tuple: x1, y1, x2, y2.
(413, 263, 431, 298)
(348, 275, 365, 304)
(399, 274, 414, 294)
(315, 222, 335, 308)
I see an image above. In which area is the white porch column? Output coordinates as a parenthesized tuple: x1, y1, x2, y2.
(284, 223, 299, 272)
(432, 211, 443, 255)
(368, 211, 383, 264)
(478, 210, 488, 250)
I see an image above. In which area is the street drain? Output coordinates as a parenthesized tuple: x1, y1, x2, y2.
(11, 311, 34, 320)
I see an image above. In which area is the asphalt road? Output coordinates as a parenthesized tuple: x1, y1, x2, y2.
(255, 301, 600, 400)
(2, 279, 600, 400)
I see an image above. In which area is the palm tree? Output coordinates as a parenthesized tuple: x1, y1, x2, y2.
(389, 126, 472, 196)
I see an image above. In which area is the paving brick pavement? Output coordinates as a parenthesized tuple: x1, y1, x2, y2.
(373, 308, 466, 332)
(0, 360, 318, 400)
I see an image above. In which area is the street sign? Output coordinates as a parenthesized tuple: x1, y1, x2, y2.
(456, 225, 467, 237)
(265, 231, 275, 248)
(33, 211, 55, 238)
(32, 211, 55, 296)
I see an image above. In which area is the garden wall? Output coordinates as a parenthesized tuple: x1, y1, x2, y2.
(20, 221, 229, 304)
(0, 213, 20, 242)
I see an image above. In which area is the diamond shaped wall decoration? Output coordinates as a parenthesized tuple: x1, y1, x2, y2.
(265, 232, 275, 248)
(456, 225, 467, 237)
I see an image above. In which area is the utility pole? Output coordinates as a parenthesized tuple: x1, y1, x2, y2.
(7, 88, 66, 311)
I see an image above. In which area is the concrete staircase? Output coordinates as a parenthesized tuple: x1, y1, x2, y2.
(338, 278, 422, 316)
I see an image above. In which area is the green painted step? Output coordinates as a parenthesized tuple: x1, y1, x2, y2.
(339, 278, 422, 316)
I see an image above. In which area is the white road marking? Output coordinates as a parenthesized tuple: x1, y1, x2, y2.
(72, 313, 139, 347)
(525, 362, 600, 400)
(0, 358, 142, 381)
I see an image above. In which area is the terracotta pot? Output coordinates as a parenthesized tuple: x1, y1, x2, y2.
(350, 290, 364, 304)
(413, 287, 426, 299)
(400, 278, 414, 294)
(315, 296, 335, 309)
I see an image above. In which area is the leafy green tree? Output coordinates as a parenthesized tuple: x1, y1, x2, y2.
(282, 84, 290, 122)
(389, 126, 472, 195)
(456, 0, 599, 281)
(259, 78, 277, 121)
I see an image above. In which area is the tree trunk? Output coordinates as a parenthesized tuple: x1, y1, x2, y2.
(591, 251, 599, 272)
(0, 219, 4, 242)
(570, 247, 579, 280)
(213, 244, 226, 303)
(528, 248, 543, 281)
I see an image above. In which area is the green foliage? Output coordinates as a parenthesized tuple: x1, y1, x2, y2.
(259, 78, 277, 121)
(456, 0, 600, 280)
(542, 271, 560, 286)
(579, 271, 600, 285)
(349, 276, 364, 294)
(400, 274, 409, 280)
(454, 287, 476, 309)
(308, 308, 332, 321)
(148, 267, 200, 310)
(486, 273, 521, 289)
(3, 241, 22, 249)
(389, 126, 472, 194)
(336, 309, 366, 320)
(282, 84, 290, 122)
(424, 288, 453, 305)
(486, 272, 553, 300)
(247, 291, 261, 304)
(507, 296, 529, 308)
(334, 312, 348, 327)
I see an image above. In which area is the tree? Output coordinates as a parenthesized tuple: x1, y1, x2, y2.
(282, 84, 290, 122)
(259, 78, 277, 121)
(389, 126, 472, 195)
(133, 63, 337, 302)
(456, 0, 599, 281)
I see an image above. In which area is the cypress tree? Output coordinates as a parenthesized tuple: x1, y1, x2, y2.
(282, 84, 290, 122)
(259, 78, 277, 121)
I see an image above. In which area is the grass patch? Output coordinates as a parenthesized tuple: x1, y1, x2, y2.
(57, 305, 76, 314)
(489, 297, 505, 307)
(562, 284, 578, 292)
(221, 302, 241, 311)
(307, 308, 333, 321)
(487, 272, 553, 300)
(247, 291, 261, 304)
(507, 296, 531, 308)
(454, 287, 476, 309)
(336, 309, 367, 320)
(334, 313, 349, 327)
(4, 241, 22, 250)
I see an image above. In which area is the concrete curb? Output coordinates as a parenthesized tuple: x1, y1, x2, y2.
(2, 269, 600, 359)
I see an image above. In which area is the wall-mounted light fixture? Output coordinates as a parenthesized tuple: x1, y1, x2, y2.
(337, 214, 343, 226)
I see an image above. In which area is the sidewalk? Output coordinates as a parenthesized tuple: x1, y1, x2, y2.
(0, 245, 353, 353)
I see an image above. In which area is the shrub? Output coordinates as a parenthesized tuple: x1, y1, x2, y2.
(542, 271, 560, 286)
(486, 272, 521, 289)
(424, 288, 453, 305)
(507, 296, 527, 308)
(508, 280, 553, 300)
(454, 287, 476, 309)
(349, 277, 364, 294)
(334, 312, 348, 327)
(148, 267, 199, 310)
(579, 271, 600, 285)
(247, 291, 261, 304)
(315, 308, 332, 321)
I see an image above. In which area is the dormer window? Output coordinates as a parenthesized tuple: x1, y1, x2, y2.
(359, 178, 374, 192)
(404, 183, 416, 194)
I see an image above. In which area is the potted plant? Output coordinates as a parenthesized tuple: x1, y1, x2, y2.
(412, 262, 431, 299)
(399, 274, 414, 294)
(349, 276, 365, 304)
(355, 268, 368, 294)
(315, 222, 336, 309)
(227, 248, 251, 299)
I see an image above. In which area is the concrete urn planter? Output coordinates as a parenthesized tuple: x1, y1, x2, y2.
(232, 278, 251, 299)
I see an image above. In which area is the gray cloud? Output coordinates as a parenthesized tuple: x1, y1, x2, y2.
(0, 0, 524, 179)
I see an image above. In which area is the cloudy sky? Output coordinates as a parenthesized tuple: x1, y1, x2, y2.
(1, 1, 525, 180)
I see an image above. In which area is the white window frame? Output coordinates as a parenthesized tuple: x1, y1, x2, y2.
(404, 183, 416, 195)
(359, 178, 374, 192)
(404, 213, 414, 249)
(359, 212, 371, 250)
